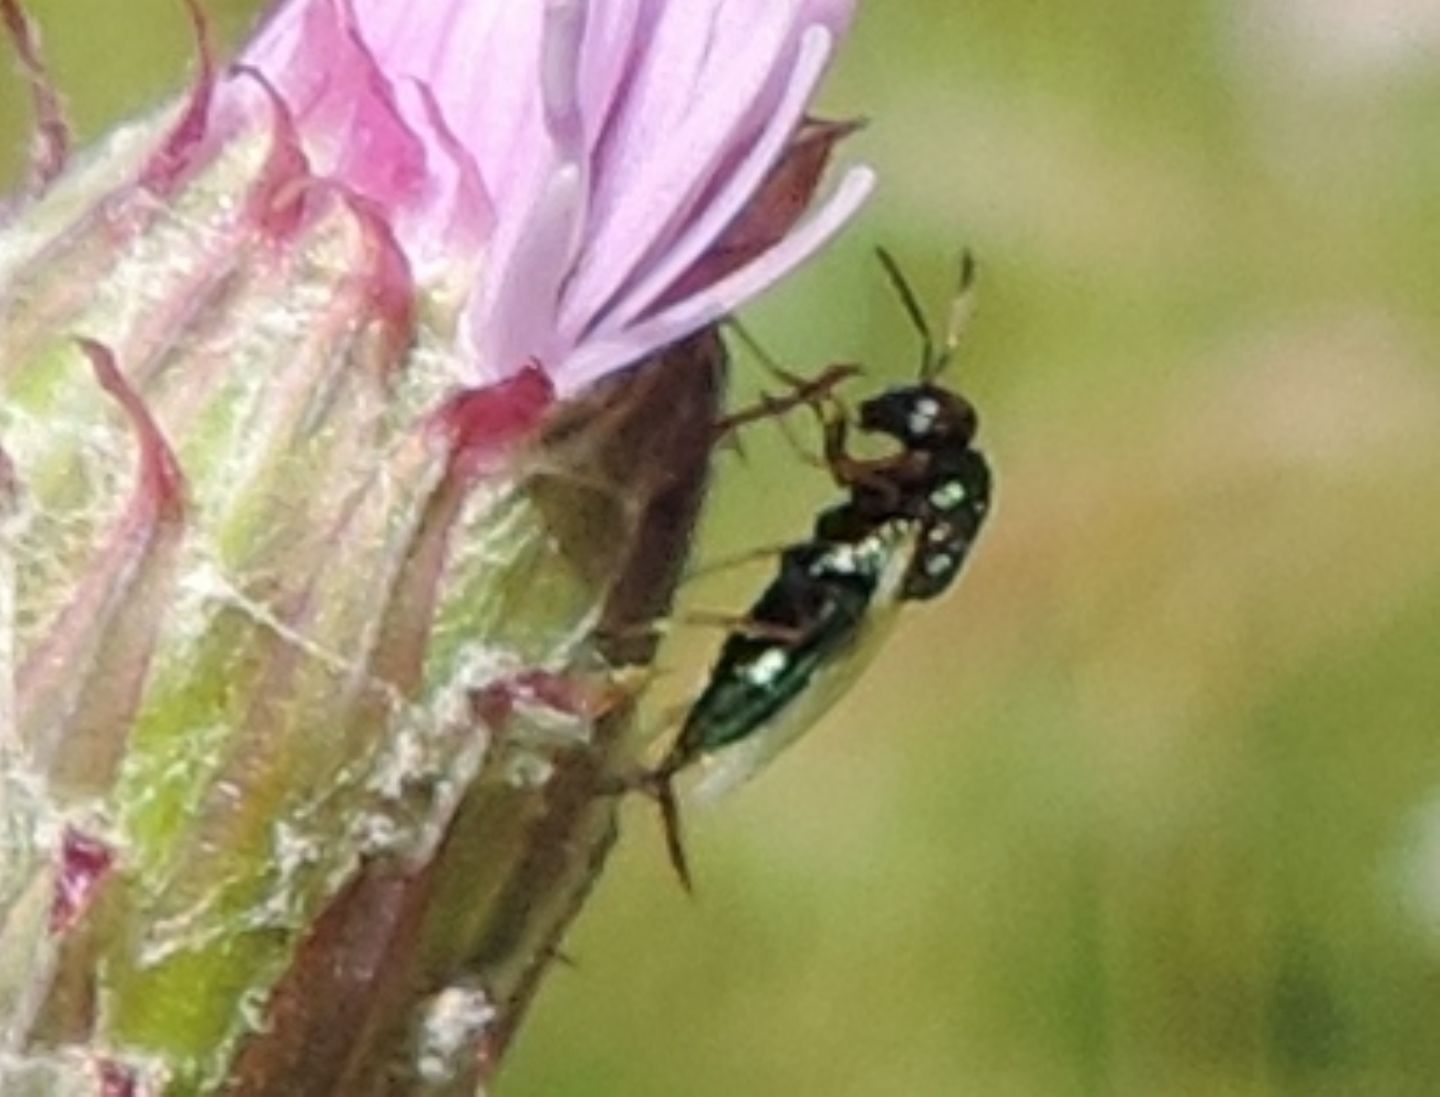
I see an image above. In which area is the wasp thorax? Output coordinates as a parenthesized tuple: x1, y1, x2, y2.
(858, 384, 978, 449)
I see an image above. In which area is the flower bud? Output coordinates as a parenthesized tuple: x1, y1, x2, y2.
(0, 0, 869, 1090)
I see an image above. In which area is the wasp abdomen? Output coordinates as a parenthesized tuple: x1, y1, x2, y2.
(670, 543, 877, 765)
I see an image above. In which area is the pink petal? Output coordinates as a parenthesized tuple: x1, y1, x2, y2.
(802, 0, 857, 35)
(242, 0, 430, 229)
(392, 79, 494, 267)
(579, 25, 836, 340)
(559, 164, 875, 393)
(346, 1, 547, 217)
(561, 0, 806, 325)
(242, 0, 872, 389)
(468, 165, 585, 380)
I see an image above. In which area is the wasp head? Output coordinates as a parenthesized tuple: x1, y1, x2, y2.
(857, 383, 977, 450)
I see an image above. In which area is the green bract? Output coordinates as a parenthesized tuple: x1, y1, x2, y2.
(0, 97, 722, 1095)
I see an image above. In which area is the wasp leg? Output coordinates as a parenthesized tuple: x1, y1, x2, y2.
(683, 543, 790, 584)
(681, 609, 807, 645)
(817, 401, 902, 507)
(598, 608, 806, 648)
(716, 320, 861, 452)
(597, 741, 696, 893)
(643, 766, 693, 893)
(713, 360, 862, 442)
(816, 397, 936, 506)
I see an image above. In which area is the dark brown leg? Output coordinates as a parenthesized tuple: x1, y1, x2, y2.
(713, 361, 862, 440)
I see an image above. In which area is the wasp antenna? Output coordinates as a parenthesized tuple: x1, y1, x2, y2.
(875, 247, 935, 377)
(930, 248, 979, 381)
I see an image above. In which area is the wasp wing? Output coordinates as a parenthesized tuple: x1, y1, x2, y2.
(687, 523, 918, 801)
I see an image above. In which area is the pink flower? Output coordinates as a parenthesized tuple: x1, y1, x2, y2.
(239, 0, 874, 393)
(0, 0, 871, 1088)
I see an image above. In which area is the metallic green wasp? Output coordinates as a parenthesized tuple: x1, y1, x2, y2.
(645, 250, 993, 887)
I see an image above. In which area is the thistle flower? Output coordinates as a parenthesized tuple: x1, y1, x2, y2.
(0, 0, 871, 1092)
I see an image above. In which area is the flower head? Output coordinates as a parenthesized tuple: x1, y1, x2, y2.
(0, 0, 870, 1090)
(242, 0, 873, 392)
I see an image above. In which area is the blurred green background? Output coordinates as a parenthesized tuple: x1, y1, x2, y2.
(6, 1, 1440, 1093)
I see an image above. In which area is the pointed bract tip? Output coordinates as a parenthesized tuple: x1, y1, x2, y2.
(75, 338, 186, 518)
(1, 0, 71, 192)
(435, 362, 557, 478)
(140, 0, 217, 193)
(49, 826, 115, 935)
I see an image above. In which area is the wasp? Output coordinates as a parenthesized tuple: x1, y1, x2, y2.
(641, 249, 994, 888)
